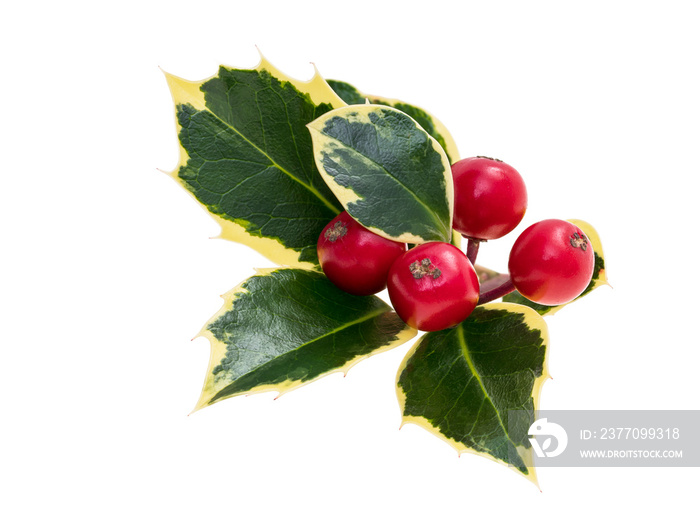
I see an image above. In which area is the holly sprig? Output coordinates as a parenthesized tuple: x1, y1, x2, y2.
(164, 54, 607, 485)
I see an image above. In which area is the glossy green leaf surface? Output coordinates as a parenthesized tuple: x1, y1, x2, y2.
(503, 219, 608, 315)
(396, 303, 549, 483)
(327, 79, 460, 164)
(165, 58, 346, 268)
(195, 268, 417, 410)
(308, 105, 454, 244)
(326, 80, 366, 105)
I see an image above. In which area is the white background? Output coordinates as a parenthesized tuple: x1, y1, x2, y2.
(2, 1, 699, 523)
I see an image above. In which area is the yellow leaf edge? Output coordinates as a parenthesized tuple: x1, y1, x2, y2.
(307, 103, 455, 245)
(366, 94, 461, 164)
(191, 268, 418, 413)
(569, 218, 608, 288)
(162, 52, 347, 269)
(395, 302, 551, 488)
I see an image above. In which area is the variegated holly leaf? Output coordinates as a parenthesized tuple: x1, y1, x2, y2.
(307, 105, 454, 244)
(326, 79, 460, 164)
(396, 303, 549, 484)
(164, 56, 347, 268)
(503, 219, 608, 315)
(329, 83, 461, 259)
(194, 268, 416, 410)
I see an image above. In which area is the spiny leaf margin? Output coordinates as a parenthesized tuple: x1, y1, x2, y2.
(194, 267, 417, 411)
(396, 302, 549, 485)
(164, 55, 347, 268)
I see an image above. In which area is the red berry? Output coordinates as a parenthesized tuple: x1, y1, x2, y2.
(317, 211, 406, 296)
(508, 219, 595, 305)
(387, 242, 480, 332)
(452, 156, 527, 240)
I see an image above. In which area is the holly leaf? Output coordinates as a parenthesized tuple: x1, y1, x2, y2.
(326, 79, 460, 164)
(325, 80, 366, 105)
(396, 303, 549, 484)
(503, 219, 608, 315)
(307, 104, 454, 244)
(194, 268, 417, 410)
(164, 56, 347, 268)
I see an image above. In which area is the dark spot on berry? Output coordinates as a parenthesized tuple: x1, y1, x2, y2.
(324, 221, 348, 242)
(569, 232, 589, 251)
(476, 155, 503, 163)
(410, 258, 442, 279)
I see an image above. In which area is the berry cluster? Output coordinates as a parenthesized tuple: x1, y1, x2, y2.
(317, 157, 595, 332)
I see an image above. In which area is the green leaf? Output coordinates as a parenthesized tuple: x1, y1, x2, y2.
(503, 219, 608, 315)
(396, 303, 549, 484)
(194, 268, 417, 410)
(307, 104, 454, 244)
(164, 57, 347, 268)
(326, 79, 366, 105)
(326, 79, 460, 164)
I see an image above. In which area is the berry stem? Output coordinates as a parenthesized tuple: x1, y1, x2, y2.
(466, 238, 480, 265)
(477, 274, 516, 305)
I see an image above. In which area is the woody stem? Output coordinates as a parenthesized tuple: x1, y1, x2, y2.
(466, 238, 480, 265)
(477, 274, 516, 305)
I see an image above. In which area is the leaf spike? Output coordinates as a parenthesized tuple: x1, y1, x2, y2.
(189, 273, 264, 415)
(311, 62, 350, 109)
(162, 68, 210, 185)
(252, 51, 347, 109)
(192, 268, 416, 412)
(163, 70, 208, 111)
